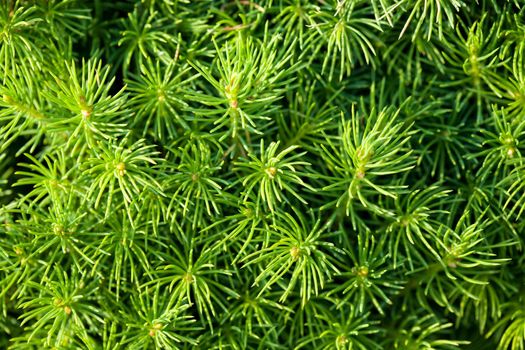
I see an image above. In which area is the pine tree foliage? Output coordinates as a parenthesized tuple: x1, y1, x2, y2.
(0, 0, 525, 349)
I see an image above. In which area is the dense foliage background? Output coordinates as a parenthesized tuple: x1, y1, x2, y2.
(1, 0, 525, 349)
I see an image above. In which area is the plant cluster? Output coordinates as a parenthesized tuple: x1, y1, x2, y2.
(1, 0, 525, 349)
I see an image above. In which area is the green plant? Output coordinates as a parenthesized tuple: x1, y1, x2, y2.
(1, 0, 525, 349)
